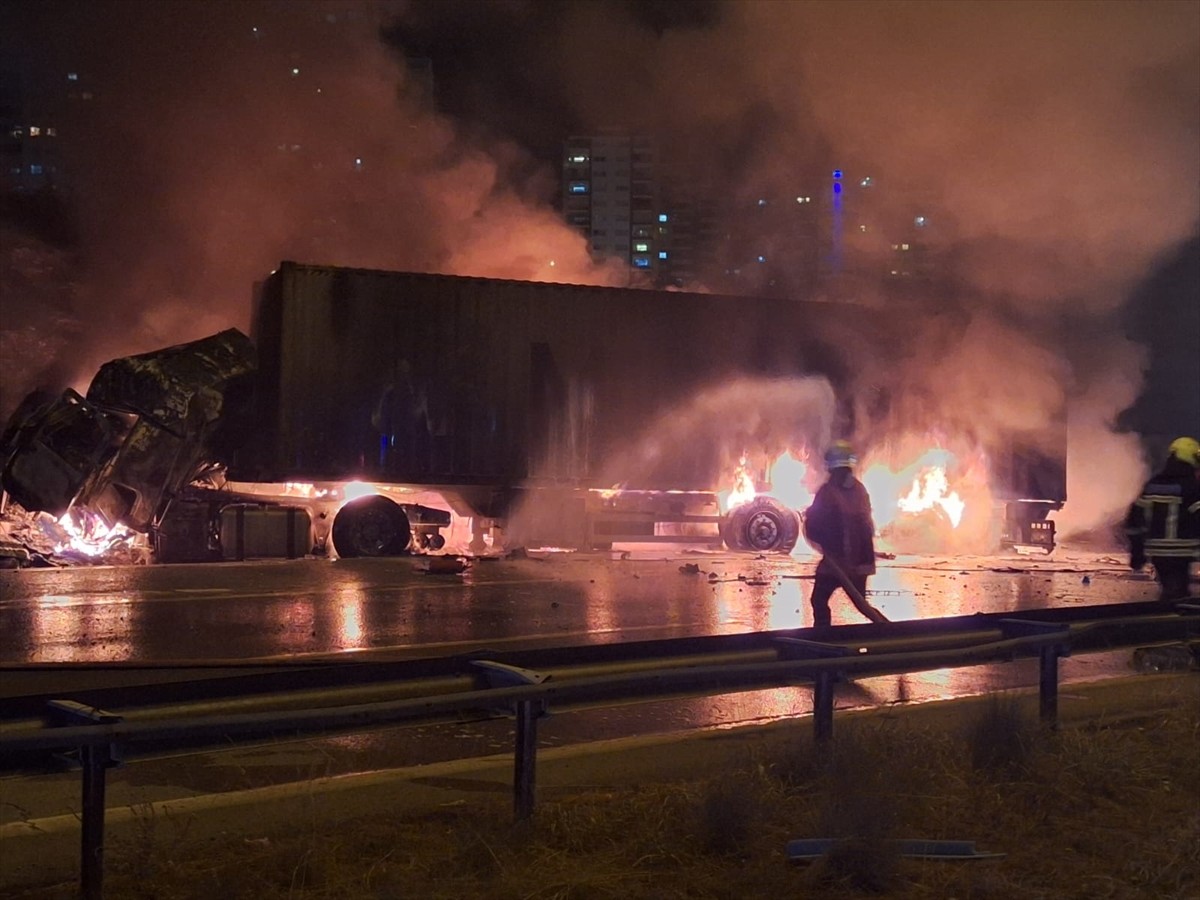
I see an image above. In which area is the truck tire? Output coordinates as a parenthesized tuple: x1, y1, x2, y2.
(332, 495, 412, 558)
(720, 496, 801, 554)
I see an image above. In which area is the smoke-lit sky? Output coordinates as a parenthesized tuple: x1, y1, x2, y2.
(2, 0, 1198, 534)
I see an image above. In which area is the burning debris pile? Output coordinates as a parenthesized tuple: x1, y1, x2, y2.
(0, 500, 150, 568)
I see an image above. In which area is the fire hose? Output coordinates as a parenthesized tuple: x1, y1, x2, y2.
(819, 554, 890, 624)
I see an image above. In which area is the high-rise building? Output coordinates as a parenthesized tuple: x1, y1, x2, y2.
(562, 133, 661, 277)
(0, 65, 91, 196)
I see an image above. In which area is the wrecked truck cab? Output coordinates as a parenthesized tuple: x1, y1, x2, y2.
(0, 388, 129, 520)
(0, 329, 258, 534)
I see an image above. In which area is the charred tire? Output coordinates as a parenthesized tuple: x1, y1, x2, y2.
(332, 495, 411, 558)
(720, 496, 801, 554)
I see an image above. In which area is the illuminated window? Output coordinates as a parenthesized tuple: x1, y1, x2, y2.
(569, 181, 589, 194)
(568, 154, 588, 163)
(658, 213, 668, 223)
(901, 243, 910, 250)
(30, 164, 43, 175)
(67, 72, 78, 81)
(46, 127, 57, 136)
(634, 242, 649, 252)
(633, 256, 651, 268)
(658, 251, 668, 259)
(914, 216, 927, 227)
(29, 127, 40, 137)
(291, 67, 300, 76)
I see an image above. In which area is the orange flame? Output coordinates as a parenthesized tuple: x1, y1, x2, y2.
(719, 454, 757, 512)
(897, 465, 965, 527)
(55, 509, 140, 557)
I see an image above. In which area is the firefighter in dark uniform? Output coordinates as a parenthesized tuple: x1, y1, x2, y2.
(803, 441, 890, 628)
(1125, 436, 1200, 601)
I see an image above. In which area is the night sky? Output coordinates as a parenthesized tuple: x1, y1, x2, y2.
(1, 0, 1197, 534)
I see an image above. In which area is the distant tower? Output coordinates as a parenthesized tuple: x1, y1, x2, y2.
(828, 168, 844, 275)
(562, 133, 661, 277)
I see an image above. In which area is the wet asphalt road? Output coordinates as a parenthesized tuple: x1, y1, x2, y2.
(0, 545, 1158, 664)
(0, 545, 1169, 826)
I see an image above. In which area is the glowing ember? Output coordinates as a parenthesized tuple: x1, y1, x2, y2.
(898, 465, 966, 527)
(55, 509, 140, 557)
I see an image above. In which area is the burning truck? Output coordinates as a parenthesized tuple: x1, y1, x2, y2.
(0, 261, 1065, 564)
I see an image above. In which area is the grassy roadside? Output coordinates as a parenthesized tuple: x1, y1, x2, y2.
(10, 682, 1200, 900)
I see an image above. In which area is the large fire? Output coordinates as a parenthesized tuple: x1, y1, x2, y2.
(720, 441, 989, 555)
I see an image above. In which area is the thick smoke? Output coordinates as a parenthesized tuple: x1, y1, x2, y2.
(596, 375, 837, 489)
(0, 0, 626, 419)
(4, 0, 1197, 539)
(536, 1, 1199, 535)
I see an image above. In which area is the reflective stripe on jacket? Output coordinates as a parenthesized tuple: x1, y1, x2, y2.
(1125, 470, 1200, 560)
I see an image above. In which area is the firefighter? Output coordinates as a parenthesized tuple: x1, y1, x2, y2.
(1125, 436, 1200, 602)
(803, 441, 890, 628)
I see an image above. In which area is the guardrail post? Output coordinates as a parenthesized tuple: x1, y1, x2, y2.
(469, 660, 551, 821)
(999, 620, 1071, 729)
(1038, 644, 1063, 725)
(48, 700, 123, 900)
(514, 699, 540, 821)
(812, 671, 835, 743)
(775, 638, 852, 744)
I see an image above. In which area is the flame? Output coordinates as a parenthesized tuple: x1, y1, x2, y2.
(716, 441, 980, 555)
(54, 509, 140, 557)
(718, 454, 757, 512)
(341, 480, 377, 502)
(897, 465, 965, 528)
(766, 451, 813, 513)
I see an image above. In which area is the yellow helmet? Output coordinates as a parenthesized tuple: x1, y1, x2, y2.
(1168, 436, 1200, 467)
(824, 440, 857, 470)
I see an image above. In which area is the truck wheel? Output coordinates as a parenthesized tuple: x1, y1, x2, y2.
(720, 496, 800, 554)
(332, 495, 411, 558)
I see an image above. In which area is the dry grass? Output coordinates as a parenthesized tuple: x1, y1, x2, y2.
(10, 698, 1200, 900)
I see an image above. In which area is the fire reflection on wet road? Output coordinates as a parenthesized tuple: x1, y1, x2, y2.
(0, 548, 1156, 665)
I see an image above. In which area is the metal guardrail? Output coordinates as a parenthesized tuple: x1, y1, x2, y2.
(2, 603, 1197, 900)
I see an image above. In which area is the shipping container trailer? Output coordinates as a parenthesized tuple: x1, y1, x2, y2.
(0, 261, 1066, 561)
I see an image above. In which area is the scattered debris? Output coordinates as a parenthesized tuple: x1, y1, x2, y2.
(678, 563, 702, 575)
(421, 556, 469, 575)
(1132, 643, 1197, 673)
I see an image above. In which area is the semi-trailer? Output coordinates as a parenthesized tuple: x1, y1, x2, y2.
(0, 261, 1065, 562)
